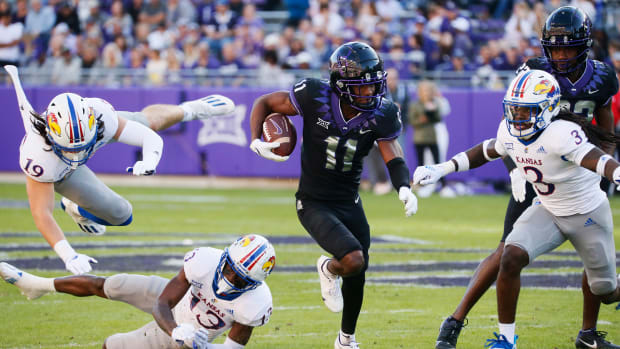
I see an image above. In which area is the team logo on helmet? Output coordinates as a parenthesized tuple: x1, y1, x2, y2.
(88, 108, 95, 131)
(533, 80, 555, 95)
(262, 256, 276, 274)
(237, 235, 255, 247)
(47, 112, 61, 137)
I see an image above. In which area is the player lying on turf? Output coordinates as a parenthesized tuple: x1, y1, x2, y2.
(414, 70, 620, 349)
(4, 65, 234, 275)
(0, 234, 275, 349)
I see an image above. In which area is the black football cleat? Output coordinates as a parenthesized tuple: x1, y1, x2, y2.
(576, 329, 620, 349)
(436, 316, 466, 349)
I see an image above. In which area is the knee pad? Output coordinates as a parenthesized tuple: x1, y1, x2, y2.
(108, 200, 133, 226)
(589, 278, 616, 296)
(103, 273, 131, 300)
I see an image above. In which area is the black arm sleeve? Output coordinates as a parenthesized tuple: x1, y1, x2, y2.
(502, 156, 517, 172)
(386, 157, 410, 190)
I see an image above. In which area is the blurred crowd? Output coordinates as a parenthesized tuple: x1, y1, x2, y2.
(0, 0, 619, 87)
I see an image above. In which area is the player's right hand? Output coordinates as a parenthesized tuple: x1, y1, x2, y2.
(171, 323, 195, 347)
(249, 139, 289, 162)
(65, 253, 98, 275)
(192, 328, 209, 349)
(613, 167, 620, 191)
(413, 165, 443, 186)
(509, 168, 527, 202)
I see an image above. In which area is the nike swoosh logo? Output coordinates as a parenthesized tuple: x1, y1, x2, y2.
(579, 338, 598, 348)
(355, 196, 360, 204)
(359, 128, 372, 134)
(588, 89, 599, 94)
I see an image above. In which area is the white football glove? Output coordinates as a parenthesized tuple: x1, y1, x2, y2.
(613, 167, 620, 191)
(509, 168, 526, 202)
(250, 139, 289, 162)
(64, 253, 98, 275)
(171, 323, 195, 348)
(398, 186, 418, 217)
(126, 160, 156, 176)
(413, 165, 444, 186)
(192, 328, 210, 349)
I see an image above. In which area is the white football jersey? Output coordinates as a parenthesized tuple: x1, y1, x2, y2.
(495, 119, 605, 216)
(18, 98, 119, 183)
(173, 247, 273, 343)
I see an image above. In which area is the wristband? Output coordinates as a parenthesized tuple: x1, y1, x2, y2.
(53, 239, 76, 262)
(451, 152, 469, 172)
(596, 154, 612, 177)
(482, 139, 495, 162)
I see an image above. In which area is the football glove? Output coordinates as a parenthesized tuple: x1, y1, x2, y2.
(613, 167, 620, 191)
(126, 160, 156, 176)
(398, 186, 418, 217)
(192, 328, 209, 349)
(171, 323, 195, 348)
(412, 165, 444, 186)
(509, 169, 526, 202)
(249, 139, 289, 162)
(65, 253, 98, 275)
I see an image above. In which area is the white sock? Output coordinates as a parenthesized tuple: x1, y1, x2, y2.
(23, 272, 56, 292)
(180, 102, 194, 122)
(339, 330, 355, 344)
(499, 322, 516, 344)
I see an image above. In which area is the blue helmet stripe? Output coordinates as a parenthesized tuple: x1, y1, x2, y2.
(513, 71, 532, 97)
(242, 244, 267, 269)
(66, 95, 80, 143)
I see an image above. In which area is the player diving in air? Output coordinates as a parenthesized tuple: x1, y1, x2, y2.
(4, 65, 235, 275)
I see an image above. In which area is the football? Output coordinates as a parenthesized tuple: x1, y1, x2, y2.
(262, 113, 297, 157)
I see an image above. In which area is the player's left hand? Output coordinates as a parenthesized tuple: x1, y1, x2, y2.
(191, 328, 209, 349)
(613, 167, 620, 191)
(398, 186, 418, 217)
(413, 165, 443, 186)
(126, 161, 156, 176)
(171, 323, 195, 348)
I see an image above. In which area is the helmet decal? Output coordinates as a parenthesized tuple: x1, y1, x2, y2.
(88, 108, 95, 131)
(533, 80, 555, 95)
(262, 256, 276, 274)
(510, 70, 532, 98)
(66, 95, 83, 143)
(47, 112, 61, 137)
(240, 244, 268, 270)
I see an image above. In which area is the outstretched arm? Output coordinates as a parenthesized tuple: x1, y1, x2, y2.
(26, 177, 97, 274)
(153, 267, 191, 337)
(413, 139, 501, 185)
(249, 91, 298, 162)
(113, 116, 163, 176)
(580, 147, 620, 184)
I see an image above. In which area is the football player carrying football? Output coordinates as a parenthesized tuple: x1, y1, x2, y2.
(4, 65, 235, 276)
(434, 6, 620, 349)
(416, 70, 620, 349)
(248, 42, 417, 348)
(0, 234, 275, 349)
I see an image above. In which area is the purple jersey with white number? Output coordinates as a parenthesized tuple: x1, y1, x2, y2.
(173, 247, 273, 343)
(494, 119, 604, 216)
(18, 98, 119, 182)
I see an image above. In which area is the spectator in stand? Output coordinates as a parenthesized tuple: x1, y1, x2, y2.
(103, 0, 133, 40)
(55, 1, 81, 35)
(227, 0, 245, 16)
(82, 17, 103, 49)
(127, 46, 145, 69)
(451, 17, 473, 60)
(283, 0, 309, 28)
(51, 47, 81, 85)
(126, 0, 143, 25)
(166, 0, 196, 28)
(204, 0, 238, 54)
(0, 5, 23, 67)
(237, 3, 263, 31)
(384, 35, 411, 80)
(386, 67, 410, 162)
(12, 0, 27, 24)
(147, 21, 173, 51)
(472, 44, 503, 89)
(139, 0, 166, 30)
(375, 0, 403, 21)
(164, 47, 182, 84)
(194, 41, 221, 71)
(146, 48, 167, 85)
(356, 1, 379, 39)
(24, 0, 55, 50)
(311, 0, 344, 37)
(504, 2, 536, 43)
(181, 36, 200, 69)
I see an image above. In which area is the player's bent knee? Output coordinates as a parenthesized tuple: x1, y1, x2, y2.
(590, 279, 616, 299)
(341, 251, 365, 276)
(108, 200, 133, 226)
(500, 245, 529, 273)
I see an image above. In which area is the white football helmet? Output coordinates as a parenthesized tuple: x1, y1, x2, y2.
(213, 234, 276, 300)
(45, 93, 98, 168)
(503, 69, 561, 139)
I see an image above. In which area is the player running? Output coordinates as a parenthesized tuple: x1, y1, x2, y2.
(0, 234, 275, 349)
(416, 70, 620, 349)
(4, 65, 235, 275)
(434, 6, 620, 349)
(248, 42, 417, 348)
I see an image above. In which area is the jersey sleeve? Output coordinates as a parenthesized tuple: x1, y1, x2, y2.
(493, 121, 509, 157)
(597, 62, 619, 106)
(183, 247, 217, 283)
(549, 121, 595, 164)
(289, 78, 322, 118)
(234, 284, 273, 327)
(375, 100, 402, 141)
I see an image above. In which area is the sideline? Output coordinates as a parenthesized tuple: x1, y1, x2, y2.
(0, 171, 299, 189)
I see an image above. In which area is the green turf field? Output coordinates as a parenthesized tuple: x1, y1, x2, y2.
(0, 182, 619, 349)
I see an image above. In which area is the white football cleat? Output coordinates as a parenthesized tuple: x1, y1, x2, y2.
(0, 262, 51, 300)
(181, 94, 235, 120)
(334, 332, 360, 349)
(317, 255, 343, 312)
(60, 197, 106, 235)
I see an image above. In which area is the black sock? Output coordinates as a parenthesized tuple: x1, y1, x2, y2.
(340, 272, 365, 335)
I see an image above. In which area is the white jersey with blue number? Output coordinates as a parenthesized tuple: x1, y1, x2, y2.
(18, 98, 119, 183)
(494, 119, 605, 216)
(173, 247, 273, 343)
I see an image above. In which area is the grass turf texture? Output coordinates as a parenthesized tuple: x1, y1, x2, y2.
(0, 182, 619, 348)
